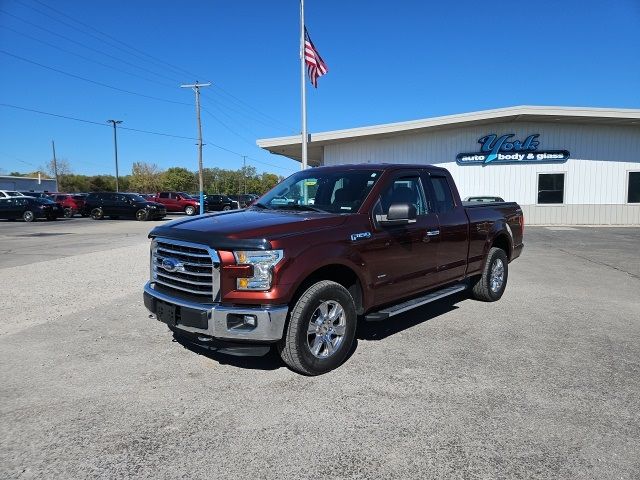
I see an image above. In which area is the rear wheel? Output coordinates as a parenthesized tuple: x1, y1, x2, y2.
(22, 210, 35, 222)
(470, 247, 508, 302)
(222, 205, 231, 211)
(277, 280, 356, 376)
(90, 208, 104, 220)
(63, 207, 73, 218)
(184, 205, 196, 216)
(135, 209, 148, 221)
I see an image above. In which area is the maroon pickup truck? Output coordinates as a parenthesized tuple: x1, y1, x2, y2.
(153, 191, 200, 215)
(144, 164, 524, 375)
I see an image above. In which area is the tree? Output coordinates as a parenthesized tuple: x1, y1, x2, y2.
(129, 162, 162, 193)
(161, 167, 196, 192)
(43, 158, 71, 178)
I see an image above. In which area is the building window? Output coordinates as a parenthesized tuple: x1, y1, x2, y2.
(628, 172, 640, 203)
(538, 173, 565, 204)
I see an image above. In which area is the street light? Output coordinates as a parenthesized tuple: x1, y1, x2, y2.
(107, 120, 123, 192)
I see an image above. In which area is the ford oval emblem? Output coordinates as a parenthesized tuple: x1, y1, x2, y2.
(161, 258, 180, 273)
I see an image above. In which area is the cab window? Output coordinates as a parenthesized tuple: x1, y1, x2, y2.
(378, 176, 427, 216)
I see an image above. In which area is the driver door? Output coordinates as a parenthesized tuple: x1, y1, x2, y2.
(362, 172, 440, 306)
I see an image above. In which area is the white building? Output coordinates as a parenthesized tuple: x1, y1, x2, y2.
(258, 106, 640, 225)
(0, 175, 58, 193)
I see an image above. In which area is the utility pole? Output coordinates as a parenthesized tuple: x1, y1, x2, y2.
(107, 120, 123, 192)
(242, 156, 247, 194)
(51, 140, 59, 190)
(180, 81, 211, 215)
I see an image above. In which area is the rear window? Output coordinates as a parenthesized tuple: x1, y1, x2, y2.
(429, 176, 456, 213)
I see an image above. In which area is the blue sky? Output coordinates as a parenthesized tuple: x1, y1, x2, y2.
(1, 0, 639, 177)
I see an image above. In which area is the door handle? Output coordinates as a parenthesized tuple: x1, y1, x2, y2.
(426, 230, 440, 236)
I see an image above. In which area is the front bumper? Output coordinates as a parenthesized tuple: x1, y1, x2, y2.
(143, 282, 288, 342)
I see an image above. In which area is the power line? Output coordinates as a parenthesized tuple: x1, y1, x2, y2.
(0, 103, 296, 173)
(17, 0, 295, 133)
(0, 9, 181, 84)
(0, 25, 176, 89)
(0, 50, 191, 106)
(28, 0, 205, 81)
(0, 103, 196, 139)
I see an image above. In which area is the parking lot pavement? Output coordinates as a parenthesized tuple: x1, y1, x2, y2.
(1, 225, 639, 479)
(0, 217, 166, 269)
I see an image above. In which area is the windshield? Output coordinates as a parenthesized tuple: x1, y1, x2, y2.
(258, 169, 382, 214)
(7, 191, 23, 197)
(126, 194, 147, 203)
(178, 192, 193, 198)
(35, 198, 56, 204)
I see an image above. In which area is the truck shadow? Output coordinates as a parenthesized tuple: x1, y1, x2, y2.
(172, 292, 466, 372)
(357, 292, 465, 341)
(172, 334, 284, 371)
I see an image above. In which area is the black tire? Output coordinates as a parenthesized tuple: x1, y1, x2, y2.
(22, 210, 35, 222)
(184, 205, 196, 216)
(135, 209, 148, 221)
(63, 207, 73, 218)
(470, 247, 508, 302)
(90, 208, 104, 220)
(222, 205, 231, 211)
(277, 280, 357, 376)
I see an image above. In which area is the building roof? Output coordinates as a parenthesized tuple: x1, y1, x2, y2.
(256, 105, 640, 165)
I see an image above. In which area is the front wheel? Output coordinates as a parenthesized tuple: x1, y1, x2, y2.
(90, 208, 104, 220)
(22, 210, 35, 222)
(135, 209, 148, 221)
(184, 205, 196, 216)
(277, 280, 357, 376)
(222, 205, 231, 211)
(470, 247, 509, 302)
(64, 207, 73, 218)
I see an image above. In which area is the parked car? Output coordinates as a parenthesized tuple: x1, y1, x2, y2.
(144, 163, 524, 375)
(50, 193, 88, 217)
(463, 196, 506, 203)
(152, 191, 201, 216)
(0, 190, 25, 198)
(0, 196, 64, 222)
(204, 194, 239, 211)
(18, 191, 50, 198)
(82, 192, 166, 221)
(228, 194, 259, 208)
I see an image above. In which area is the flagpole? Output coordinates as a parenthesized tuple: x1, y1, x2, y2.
(300, 0, 308, 171)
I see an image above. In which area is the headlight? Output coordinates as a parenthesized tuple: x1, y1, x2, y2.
(233, 250, 284, 290)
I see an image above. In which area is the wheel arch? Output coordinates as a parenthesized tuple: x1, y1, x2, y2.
(289, 262, 366, 316)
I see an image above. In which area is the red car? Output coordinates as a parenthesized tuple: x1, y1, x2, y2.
(153, 192, 200, 216)
(49, 193, 87, 218)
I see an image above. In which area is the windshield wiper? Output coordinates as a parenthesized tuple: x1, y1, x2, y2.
(252, 202, 271, 210)
(279, 204, 326, 213)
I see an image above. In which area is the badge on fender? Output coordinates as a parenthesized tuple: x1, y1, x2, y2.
(350, 232, 371, 241)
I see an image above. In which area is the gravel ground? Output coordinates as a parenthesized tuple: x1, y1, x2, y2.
(1, 222, 639, 479)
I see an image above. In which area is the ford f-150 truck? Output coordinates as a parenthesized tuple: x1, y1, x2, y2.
(153, 192, 200, 216)
(144, 164, 524, 375)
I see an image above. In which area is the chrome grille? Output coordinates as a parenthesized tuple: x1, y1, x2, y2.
(151, 238, 220, 301)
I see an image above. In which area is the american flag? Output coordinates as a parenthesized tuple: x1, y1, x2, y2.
(304, 28, 328, 88)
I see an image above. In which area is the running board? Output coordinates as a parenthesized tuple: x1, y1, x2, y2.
(364, 284, 467, 321)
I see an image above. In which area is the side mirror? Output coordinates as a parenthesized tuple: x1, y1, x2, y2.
(378, 203, 417, 226)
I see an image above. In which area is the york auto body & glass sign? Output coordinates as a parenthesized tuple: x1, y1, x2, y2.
(456, 134, 570, 165)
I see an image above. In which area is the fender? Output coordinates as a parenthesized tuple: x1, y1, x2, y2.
(285, 242, 371, 311)
(481, 220, 513, 270)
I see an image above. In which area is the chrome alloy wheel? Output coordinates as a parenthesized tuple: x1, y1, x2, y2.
(490, 258, 505, 293)
(307, 300, 347, 358)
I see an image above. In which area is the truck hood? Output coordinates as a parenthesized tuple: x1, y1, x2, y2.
(149, 208, 347, 250)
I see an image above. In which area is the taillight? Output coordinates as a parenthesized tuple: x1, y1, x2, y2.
(519, 214, 525, 236)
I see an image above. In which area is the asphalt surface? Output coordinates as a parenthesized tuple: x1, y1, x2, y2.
(1, 219, 639, 479)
